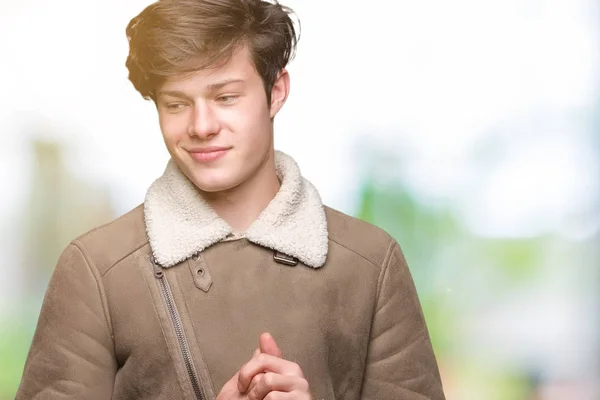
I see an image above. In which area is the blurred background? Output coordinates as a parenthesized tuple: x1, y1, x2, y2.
(1, 0, 599, 398)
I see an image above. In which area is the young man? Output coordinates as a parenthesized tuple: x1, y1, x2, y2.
(17, 0, 445, 399)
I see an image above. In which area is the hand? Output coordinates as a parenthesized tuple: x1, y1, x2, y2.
(238, 333, 312, 400)
(216, 333, 312, 400)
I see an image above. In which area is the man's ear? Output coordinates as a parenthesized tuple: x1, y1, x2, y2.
(269, 69, 290, 119)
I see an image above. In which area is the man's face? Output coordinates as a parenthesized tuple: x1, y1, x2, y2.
(156, 46, 288, 193)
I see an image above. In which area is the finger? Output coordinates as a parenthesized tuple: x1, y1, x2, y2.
(238, 354, 304, 393)
(264, 391, 311, 400)
(248, 373, 309, 400)
(243, 350, 263, 394)
(248, 372, 265, 394)
(237, 352, 262, 393)
(259, 332, 283, 358)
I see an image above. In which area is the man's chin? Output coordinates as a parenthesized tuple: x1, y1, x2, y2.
(178, 157, 247, 194)
(189, 173, 239, 194)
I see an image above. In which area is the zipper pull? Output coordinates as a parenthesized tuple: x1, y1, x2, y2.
(149, 256, 164, 279)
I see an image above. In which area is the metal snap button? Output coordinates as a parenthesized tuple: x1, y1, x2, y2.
(273, 251, 298, 266)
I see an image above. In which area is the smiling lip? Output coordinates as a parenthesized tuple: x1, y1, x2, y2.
(189, 146, 231, 163)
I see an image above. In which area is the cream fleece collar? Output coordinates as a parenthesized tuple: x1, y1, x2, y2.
(144, 151, 328, 268)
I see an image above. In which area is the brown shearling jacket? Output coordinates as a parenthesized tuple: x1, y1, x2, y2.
(17, 152, 445, 400)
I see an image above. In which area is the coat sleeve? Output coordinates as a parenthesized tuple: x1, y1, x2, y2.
(16, 241, 117, 400)
(360, 241, 446, 400)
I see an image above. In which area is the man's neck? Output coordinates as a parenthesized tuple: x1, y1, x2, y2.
(201, 155, 280, 233)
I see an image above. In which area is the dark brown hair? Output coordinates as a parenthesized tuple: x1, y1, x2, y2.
(125, 0, 299, 104)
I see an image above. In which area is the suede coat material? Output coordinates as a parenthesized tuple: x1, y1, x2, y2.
(17, 151, 446, 400)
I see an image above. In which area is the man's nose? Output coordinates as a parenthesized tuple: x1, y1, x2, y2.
(188, 103, 220, 139)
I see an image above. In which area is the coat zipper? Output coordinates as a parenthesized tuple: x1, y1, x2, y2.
(151, 258, 205, 400)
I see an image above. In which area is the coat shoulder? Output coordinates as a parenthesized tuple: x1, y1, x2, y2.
(71, 204, 149, 275)
(324, 206, 395, 269)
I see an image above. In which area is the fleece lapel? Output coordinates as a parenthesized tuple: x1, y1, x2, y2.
(144, 151, 328, 268)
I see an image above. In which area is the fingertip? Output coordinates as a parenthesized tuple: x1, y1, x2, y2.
(259, 332, 270, 353)
(260, 332, 272, 342)
(237, 368, 249, 393)
(237, 377, 246, 394)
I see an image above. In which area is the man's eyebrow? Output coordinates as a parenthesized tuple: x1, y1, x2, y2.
(157, 79, 245, 99)
(205, 78, 245, 92)
(156, 90, 190, 99)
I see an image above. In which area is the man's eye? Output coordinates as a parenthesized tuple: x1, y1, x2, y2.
(217, 95, 238, 104)
(166, 103, 185, 111)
